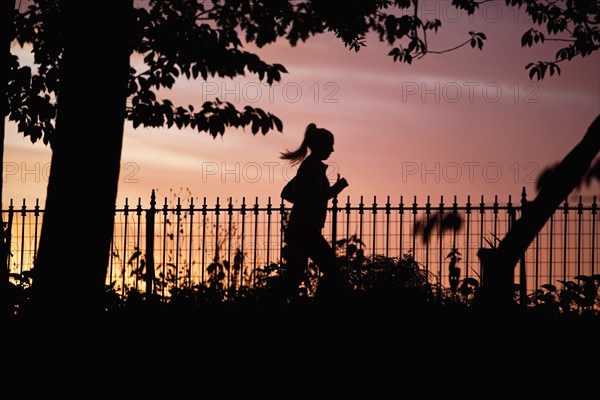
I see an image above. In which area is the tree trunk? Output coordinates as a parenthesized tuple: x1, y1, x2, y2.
(1, 0, 16, 317)
(477, 113, 600, 307)
(32, 1, 133, 319)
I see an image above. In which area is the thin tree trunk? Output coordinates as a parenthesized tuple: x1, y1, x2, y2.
(1, 0, 16, 317)
(477, 114, 600, 307)
(33, 1, 133, 319)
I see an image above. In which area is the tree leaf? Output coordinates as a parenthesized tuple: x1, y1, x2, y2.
(272, 115, 283, 132)
(541, 283, 557, 292)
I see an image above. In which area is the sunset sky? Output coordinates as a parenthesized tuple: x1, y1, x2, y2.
(5, 2, 600, 209)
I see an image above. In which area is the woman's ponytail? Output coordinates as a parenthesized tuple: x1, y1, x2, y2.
(280, 123, 318, 165)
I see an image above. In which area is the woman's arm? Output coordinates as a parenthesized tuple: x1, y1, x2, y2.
(328, 176, 349, 199)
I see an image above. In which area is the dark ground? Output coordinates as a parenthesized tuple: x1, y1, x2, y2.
(4, 296, 599, 394)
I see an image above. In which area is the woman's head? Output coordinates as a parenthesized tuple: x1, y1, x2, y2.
(280, 123, 334, 164)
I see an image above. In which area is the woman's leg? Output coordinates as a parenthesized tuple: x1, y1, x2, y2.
(307, 235, 342, 300)
(279, 240, 309, 300)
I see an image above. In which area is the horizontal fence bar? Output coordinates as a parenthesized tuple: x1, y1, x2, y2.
(3, 190, 599, 302)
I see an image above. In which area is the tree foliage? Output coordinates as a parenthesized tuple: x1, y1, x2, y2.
(7, 0, 598, 145)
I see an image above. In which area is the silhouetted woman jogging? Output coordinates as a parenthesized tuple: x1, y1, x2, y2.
(278, 122, 349, 303)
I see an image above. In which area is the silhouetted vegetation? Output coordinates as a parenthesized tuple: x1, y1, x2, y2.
(6, 234, 599, 329)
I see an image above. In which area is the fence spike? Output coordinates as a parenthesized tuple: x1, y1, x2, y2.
(150, 190, 156, 209)
(516, 187, 526, 214)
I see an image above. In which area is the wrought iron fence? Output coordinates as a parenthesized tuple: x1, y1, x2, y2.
(3, 188, 598, 298)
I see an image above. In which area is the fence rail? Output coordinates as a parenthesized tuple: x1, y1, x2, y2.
(3, 189, 598, 299)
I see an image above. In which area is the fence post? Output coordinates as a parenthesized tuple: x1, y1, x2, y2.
(122, 198, 129, 297)
(592, 196, 597, 276)
(519, 187, 528, 306)
(5, 200, 13, 272)
(331, 194, 338, 246)
(145, 189, 156, 296)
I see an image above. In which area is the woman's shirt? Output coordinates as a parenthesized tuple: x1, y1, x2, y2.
(288, 154, 335, 232)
